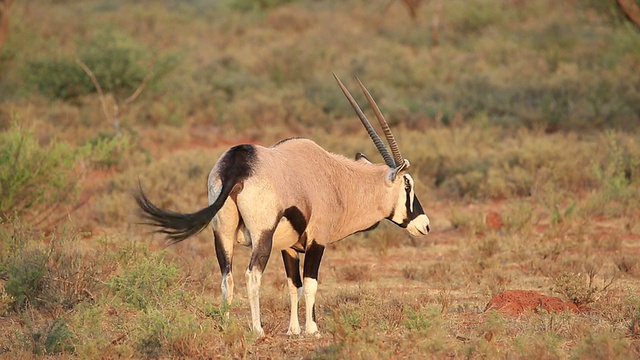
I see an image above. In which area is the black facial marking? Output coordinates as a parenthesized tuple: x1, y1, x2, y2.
(213, 230, 231, 276)
(281, 250, 303, 288)
(284, 207, 308, 236)
(389, 194, 426, 228)
(400, 195, 425, 227)
(303, 241, 325, 280)
(218, 144, 257, 183)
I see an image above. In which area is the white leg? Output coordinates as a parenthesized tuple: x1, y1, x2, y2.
(221, 272, 234, 305)
(286, 278, 302, 335)
(246, 269, 265, 337)
(304, 277, 319, 335)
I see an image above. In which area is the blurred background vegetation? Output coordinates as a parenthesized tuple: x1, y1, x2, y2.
(1, 0, 639, 221)
(1, 0, 639, 133)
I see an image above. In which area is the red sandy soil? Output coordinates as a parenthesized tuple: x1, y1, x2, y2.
(484, 290, 582, 316)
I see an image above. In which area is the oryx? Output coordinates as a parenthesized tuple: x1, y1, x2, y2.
(134, 74, 431, 337)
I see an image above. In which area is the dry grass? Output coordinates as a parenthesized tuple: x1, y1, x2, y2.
(1, 0, 640, 358)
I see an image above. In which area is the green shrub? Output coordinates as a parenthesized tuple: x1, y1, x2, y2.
(572, 331, 635, 359)
(83, 131, 135, 169)
(227, 0, 296, 11)
(2, 247, 48, 311)
(0, 123, 81, 222)
(134, 307, 211, 358)
(553, 273, 601, 307)
(0, 219, 47, 311)
(24, 31, 176, 101)
(107, 250, 182, 310)
(0, 122, 137, 223)
(0, 218, 99, 313)
(23, 316, 77, 356)
(23, 57, 91, 101)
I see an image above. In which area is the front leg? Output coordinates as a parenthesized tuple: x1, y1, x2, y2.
(303, 241, 325, 336)
(282, 248, 303, 336)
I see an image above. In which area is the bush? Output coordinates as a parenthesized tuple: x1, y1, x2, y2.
(23, 316, 77, 356)
(0, 218, 98, 313)
(83, 131, 135, 169)
(24, 31, 176, 101)
(227, 0, 296, 11)
(0, 123, 81, 224)
(134, 307, 211, 358)
(107, 249, 182, 310)
(0, 122, 137, 224)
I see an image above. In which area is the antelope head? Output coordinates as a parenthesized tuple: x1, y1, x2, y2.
(334, 74, 431, 236)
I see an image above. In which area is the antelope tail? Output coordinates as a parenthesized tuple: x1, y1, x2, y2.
(134, 180, 235, 244)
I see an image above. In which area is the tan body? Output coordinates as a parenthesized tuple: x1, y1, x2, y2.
(212, 139, 401, 251)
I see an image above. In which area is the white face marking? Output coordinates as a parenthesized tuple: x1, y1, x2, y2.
(405, 175, 415, 213)
(390, 174, 431, 236)
(407, 214, 431, 236)
(390, 174, 413, 224)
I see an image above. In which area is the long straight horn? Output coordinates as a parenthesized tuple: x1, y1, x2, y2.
(333, 73, 396, 168)
(356, 78, 405, 168)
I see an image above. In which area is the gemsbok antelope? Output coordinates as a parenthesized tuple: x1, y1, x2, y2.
(134, 74, 431, 337)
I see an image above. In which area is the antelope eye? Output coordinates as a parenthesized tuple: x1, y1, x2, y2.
(404, 178, 411, 191)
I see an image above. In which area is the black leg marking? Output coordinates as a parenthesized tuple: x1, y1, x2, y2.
(213, 230, 231, 276)
(282, 249, 302, 288)
(291, 232, 308, 253)
(249, 229, 274, 272)
(304, 241, 325, 324)
(283, 207, 308, 236)
(312, 306, 317, 322)
(303, 241, 325, 280)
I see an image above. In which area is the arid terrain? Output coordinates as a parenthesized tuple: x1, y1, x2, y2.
(1, 0, 639, 358)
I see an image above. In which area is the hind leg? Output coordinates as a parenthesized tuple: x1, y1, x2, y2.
(244, 225, 275, 338)
(212, 201, 241, 305)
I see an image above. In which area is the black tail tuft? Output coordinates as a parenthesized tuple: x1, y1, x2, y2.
(134, 183, 230, 244)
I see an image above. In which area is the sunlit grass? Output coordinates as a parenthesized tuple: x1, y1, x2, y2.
(1, 0, 640, 358)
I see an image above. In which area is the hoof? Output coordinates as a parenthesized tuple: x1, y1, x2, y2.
(286, 328, 302, 337)
(305, 331, 322, 339)
(305, 321, 320, 337)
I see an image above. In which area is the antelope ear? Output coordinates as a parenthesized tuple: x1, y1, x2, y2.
(397, 159, 410, 172)
(387, 159, 411, 183)
(355, 152, 372, 164)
